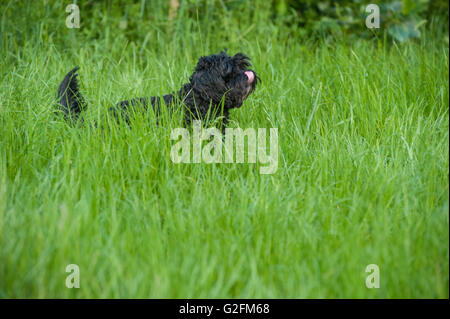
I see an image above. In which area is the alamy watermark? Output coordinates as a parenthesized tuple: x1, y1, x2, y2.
(65, 3, 380, 30)
(365, 264, 380, 288)
(65, 264, 80, 288)
(365, 4, 380, 29)
(65, 4, 80, 28)
(170, 121, 278, 174)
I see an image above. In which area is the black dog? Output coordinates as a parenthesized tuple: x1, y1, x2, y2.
(57, 51, 258, 130)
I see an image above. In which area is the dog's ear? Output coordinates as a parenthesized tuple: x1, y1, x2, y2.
(190, 59, 228, 102)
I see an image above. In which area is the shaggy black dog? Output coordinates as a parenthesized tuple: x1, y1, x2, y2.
(57, 51, 258, 131)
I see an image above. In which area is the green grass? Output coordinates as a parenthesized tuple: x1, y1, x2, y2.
(0, 1, 448, 298)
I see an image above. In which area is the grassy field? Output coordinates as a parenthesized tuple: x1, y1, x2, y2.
(0, 2, 448, 298)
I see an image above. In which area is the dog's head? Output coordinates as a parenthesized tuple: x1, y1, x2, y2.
(189, 50, 258, 110)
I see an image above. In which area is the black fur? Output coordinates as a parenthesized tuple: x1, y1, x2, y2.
(57, 51, 258, 129)
(57, 66, 85, 121)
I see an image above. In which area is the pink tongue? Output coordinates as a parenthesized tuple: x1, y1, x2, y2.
(245, 71, 254, 84)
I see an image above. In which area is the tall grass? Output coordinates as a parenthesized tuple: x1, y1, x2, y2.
(0, 1, 448, 298)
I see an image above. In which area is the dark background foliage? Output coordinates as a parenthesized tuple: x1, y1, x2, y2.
(2, 0, 448, 51)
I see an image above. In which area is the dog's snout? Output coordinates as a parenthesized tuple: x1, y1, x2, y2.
(244, 71, 255, 84)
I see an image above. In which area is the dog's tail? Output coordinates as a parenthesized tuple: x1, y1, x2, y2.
(57, 67, 86, 121)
